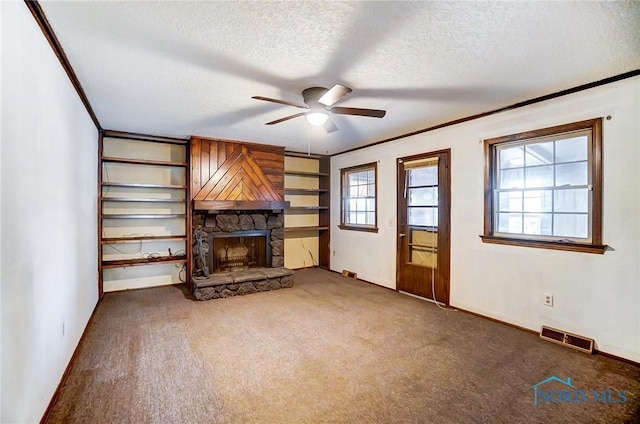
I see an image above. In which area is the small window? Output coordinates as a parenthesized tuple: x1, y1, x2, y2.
(340, 163, 378, 232)
(481, 118, 606, 254)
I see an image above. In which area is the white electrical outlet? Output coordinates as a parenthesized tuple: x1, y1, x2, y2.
(543, 293, 554, 307)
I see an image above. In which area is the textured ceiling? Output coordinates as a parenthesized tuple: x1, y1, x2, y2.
(40, 1, 639, 154)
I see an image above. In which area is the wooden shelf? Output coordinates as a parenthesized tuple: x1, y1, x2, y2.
(285, 188, 328, 194)
(285, 170, 329, 177)
(102, 235, 187, 244)
(284, 226, 329, 232)
(101, 197, 185, 203)
(102, 214, 186, 219)
(102, 156, 187, 167)
(101, 256, 187, 269)
(102, 182, 187, 189)
(102, 130, 188, 145)
(286, 206, 329, 211)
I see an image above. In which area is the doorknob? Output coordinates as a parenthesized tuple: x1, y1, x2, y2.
(399, 233, 406, 237)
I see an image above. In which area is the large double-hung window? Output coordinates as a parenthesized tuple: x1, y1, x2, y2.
(482, 118, 605, 254)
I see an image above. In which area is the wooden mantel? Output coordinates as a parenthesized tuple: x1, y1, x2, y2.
(193, 200, 289, 211)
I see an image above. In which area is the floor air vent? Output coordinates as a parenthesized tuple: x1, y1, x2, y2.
(540, 326, 594, 354)
(341, 270, 358, 279)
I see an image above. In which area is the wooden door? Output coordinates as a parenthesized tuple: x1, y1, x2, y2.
(397, 150, 451, 304)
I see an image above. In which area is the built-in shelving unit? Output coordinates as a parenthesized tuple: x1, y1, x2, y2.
(98, 131, 191, 296)
(284, 153, 330, 269)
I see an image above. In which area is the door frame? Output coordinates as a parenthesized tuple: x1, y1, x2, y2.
(396, 149, 451, 305)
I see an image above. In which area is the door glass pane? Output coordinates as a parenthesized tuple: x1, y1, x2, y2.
(409, 229, 437, 268)
(410, 247, 437, 268)
(409, 187, 438, 206)
(408, 166, 437, 186)
(408, 207, 438, 227)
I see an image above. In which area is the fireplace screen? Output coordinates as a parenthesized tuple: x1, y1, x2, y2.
(208, 230, 270, 273)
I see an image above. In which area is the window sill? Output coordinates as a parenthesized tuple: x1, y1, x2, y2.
(479, 235, 607, 254)
(338, 224, 379, 233)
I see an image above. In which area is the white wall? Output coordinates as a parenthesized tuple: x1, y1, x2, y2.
(331, 77, 640, 362)
(1, 3, 99, 423)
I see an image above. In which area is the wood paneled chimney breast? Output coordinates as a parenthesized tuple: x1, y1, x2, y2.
(191, 137, 290, 211)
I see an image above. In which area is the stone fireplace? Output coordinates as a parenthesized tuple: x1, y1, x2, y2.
(189, 137, 293, 300)
(192, 210, 284, 274)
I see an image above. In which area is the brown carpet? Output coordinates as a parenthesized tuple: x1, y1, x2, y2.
(46, 268, 640, 423)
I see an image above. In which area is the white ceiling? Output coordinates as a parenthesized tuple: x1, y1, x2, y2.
(41, 1, 639, 155)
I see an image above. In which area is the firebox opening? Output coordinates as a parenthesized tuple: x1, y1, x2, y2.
(208, 230, 270, 273)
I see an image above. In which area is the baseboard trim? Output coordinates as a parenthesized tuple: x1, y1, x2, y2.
(289, 265, 318, 271)
(595, 350, 640, 367)
(452, 305, 640, 366)
(452, 305, 543, 337)
(327, 269, 398, 293)
(39, 300, 100, 424)
(103, 282, 185, 294)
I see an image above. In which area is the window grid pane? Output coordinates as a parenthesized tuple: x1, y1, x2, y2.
(494, 132, 591, 241)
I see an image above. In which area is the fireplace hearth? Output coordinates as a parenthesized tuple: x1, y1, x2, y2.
(191, 210, 292, 300)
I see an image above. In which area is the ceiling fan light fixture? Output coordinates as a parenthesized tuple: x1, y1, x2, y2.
(306, 112, 328, 126)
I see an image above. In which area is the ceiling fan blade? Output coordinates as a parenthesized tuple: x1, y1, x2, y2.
(324, 118, 338, 133)
(252, 96, 308, 109)
(265, 112, 306, 125)
(329, 106, 386, 118)
(318, 84, 352, 106)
